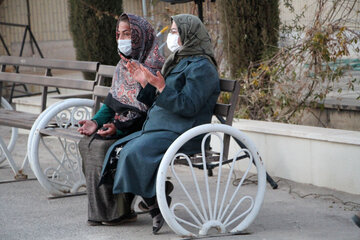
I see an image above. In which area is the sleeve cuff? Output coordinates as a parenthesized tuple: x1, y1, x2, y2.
(155, 85, 174, 107)
(91, 119, 99, 128)
(137, 84, 157, 106)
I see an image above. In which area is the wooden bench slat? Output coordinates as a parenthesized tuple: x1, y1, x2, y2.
(0, 56, 99, 72)
(39, 127, 83, 140)
(0, 72, 95, 91)
(93, 85, 110, 98)
(219, 78, 236, 92)
(214, 103, 230, 117)
(0, 109, 38, 129)
(97, 65, 116, 77)
(175, 155, 220, 166)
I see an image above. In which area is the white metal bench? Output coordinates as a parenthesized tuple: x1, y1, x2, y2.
(27, 64, 114, 195)
(0, 55, 99, 180)
(28, 65, 269, 236)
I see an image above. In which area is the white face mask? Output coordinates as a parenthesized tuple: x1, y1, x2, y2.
(166, 33, 181, 52)
(117, 39, 132, 56)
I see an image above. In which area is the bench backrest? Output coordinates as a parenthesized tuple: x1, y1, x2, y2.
(215, 79, 240, 126)
(0, 55, 99, 111)
(215, 78, 240, 159)
(92, 64, 116, 116)
(0, 56, 99, 73)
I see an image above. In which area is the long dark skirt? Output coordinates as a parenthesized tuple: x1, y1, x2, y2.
(111, 131, 180, 198)
(79, 136, 131, 222)
(100, 130, 203, 199)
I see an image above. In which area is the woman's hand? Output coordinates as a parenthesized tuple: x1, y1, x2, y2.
(126, 61, 148, 88)
(78, 120, 97, 136)
(96, 123, 117, 137)
(139, 65, 166, 92)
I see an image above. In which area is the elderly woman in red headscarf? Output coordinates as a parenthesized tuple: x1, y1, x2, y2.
(77, 13, 164, 226)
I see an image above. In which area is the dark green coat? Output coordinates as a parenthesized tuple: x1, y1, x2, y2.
(100, 56, 220, 198)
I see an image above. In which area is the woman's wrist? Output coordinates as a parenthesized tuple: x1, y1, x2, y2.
(141, 82, 148, 88)
(90, 119, 98, 128)
(157, 84, 166, 93)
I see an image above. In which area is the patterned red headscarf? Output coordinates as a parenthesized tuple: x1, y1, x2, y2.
(110, 13, 164, 119)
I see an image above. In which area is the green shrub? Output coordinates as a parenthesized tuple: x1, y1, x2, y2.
(219, 0, 280, 77)
(68, 0, 123, 80)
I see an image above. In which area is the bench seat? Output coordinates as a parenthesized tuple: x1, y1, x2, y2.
(0, 55, 99, 180)
(0, 109, 38, 129)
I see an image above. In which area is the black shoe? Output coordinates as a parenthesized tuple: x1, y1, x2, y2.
(166, 195, 172, 206)
(101, 210, 137, 226)
(138, 181, 174, 212)
(87, 220, 102, 226)
(165, 180, 174, 195)
(149, 205, 165, 234)
(352, 213, 360, 228)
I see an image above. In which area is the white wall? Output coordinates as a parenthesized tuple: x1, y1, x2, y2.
(231, 119, 360, 195)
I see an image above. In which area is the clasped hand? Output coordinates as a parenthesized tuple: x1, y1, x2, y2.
(126, 60, 165, 92)
(78, 120, 116, 137)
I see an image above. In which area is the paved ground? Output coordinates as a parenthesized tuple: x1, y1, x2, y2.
(0, 128, 360, 240)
